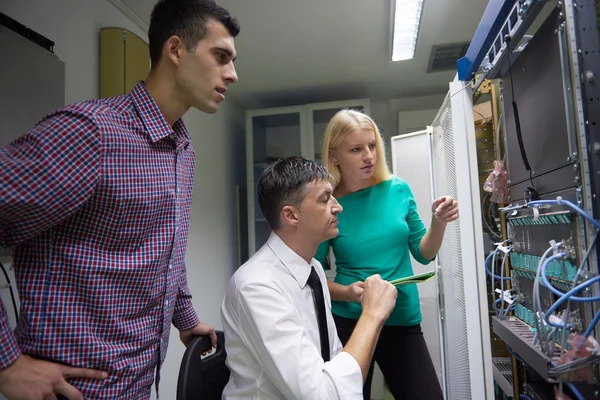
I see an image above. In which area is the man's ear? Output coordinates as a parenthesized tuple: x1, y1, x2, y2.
(281, 205, 300, 227)
(165, 35, 185, 67)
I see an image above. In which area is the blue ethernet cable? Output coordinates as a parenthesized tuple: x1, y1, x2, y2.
(540, 254, 600, 302)
(544, 275, 600, 328)
(485, 249, 512, 281)
(584, 309, 600, 338)
(527, 199, 600, 230)
(501, 198, 600, 230)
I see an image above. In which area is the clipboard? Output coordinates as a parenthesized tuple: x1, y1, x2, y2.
(388, 271, 436, 286)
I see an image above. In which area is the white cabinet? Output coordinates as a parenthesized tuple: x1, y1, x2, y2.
(246, 106, 305, 257)
(245, 99, 371, 257)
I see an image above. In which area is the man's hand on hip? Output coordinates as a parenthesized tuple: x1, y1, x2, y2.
(0, 354, 108, 400)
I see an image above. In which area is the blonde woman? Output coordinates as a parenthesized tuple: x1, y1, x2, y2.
(315, 109, 458, 399)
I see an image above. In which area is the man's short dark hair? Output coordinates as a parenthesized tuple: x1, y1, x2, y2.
(148, 0, 240, 68)
(258, 157, 331, 231)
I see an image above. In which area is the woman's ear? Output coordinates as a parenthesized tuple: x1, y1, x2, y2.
(328, 149, 338, 166)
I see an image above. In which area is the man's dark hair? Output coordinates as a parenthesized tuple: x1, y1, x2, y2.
(148, 0, 240, 68)
(258, 157, 331, 231)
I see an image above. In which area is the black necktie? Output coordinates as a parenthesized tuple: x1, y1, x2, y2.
(307, 266, 330, 362)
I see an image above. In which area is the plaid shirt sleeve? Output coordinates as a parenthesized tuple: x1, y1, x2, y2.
(0, 302, 19, 370)
(0, 109, 102, 247)
(0, 110, 102, 365)
(172, 267, 200, 331)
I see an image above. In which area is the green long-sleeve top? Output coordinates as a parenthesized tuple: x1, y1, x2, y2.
(315, 176, 431, 326)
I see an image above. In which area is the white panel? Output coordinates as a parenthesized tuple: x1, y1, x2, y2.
(431, 77, 494, 400)
(390, 129, 443, 386)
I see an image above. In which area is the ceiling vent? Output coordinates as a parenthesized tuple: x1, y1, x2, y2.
(427, 42, 470, 73)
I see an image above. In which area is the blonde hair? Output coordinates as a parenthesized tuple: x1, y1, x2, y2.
(321, 109, 391, 189)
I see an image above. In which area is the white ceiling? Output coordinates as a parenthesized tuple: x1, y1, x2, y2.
(119, 0, 488, 109)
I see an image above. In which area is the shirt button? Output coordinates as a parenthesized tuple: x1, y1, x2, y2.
(169, 263, 173, 270)
(165, 300, 169, 307)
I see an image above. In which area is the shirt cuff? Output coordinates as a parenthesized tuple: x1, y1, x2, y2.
(172, 296, 200, 331)
(0, 307, 20, 370)
(323, 351, 363, 399)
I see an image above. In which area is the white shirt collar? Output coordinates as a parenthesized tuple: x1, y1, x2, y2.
(266, 232, 313, 289)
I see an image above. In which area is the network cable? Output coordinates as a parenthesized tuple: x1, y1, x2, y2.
(502, 196, 600, 353)
(565, 383, 586, 400)
(551, 359, 587, 400)
(533, 246, 556, 355)
(540, 254, 600, 303)
(500, 246, 512, 317)
(541, 244, 600, 386)
(558, 232, 598, 359)
(505, 34, 535, 190)
(533, 234, 599, 360)
(538, 252, 577, 333)
(544, 276, 600, 330)
(507, 345, 523, 362)
(485, 249, 512, 281)
(485, 245, 514, 318)
(500, 197, 600, 231)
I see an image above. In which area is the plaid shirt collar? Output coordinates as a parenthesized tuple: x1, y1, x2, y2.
(131, 81, 191, 150)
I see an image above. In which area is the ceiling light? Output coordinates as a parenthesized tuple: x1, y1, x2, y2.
(391, 0, 424, 62)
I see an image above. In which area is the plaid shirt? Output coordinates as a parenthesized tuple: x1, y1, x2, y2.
(0, 82, 200, 399)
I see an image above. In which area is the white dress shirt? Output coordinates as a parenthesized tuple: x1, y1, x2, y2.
(221, 232, 363, 400)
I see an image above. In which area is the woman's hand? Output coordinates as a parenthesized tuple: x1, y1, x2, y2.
(345, 281, 364, 303)
(431, 196, 459, 224)
(327, 280, 364, 302)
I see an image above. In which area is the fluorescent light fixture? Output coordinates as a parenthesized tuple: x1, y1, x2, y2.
(391, 0, 424, 62)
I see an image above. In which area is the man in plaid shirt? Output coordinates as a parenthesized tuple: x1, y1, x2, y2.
(0, 0, 239, 398)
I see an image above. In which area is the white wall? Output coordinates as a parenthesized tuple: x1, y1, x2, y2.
(397, 108, 440, 136)
(371, 94, 446, 164)
(0, 1, 245, 398)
